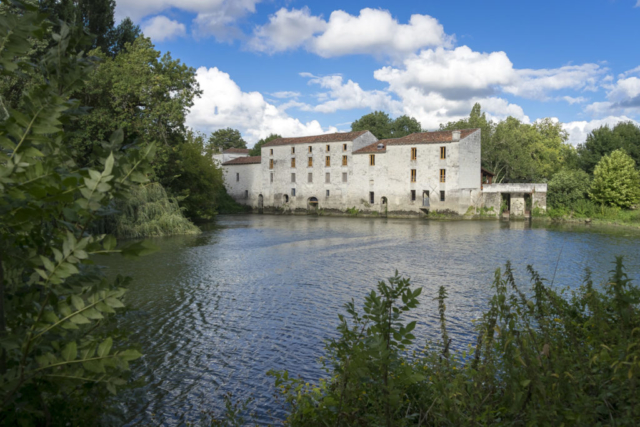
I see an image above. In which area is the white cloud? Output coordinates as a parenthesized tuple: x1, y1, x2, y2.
(141, 16, 186, 42)
(249, 7, 327, 53)
(300, 74, 402, 114)
(562, 116, 640, 146)
(116, 0, 261, 41)
(504, 64, 605, 99)
(558, 96, 588, 104)
(584, 75, 640, 116)
(249, 8, 453, 59)
(270, 91, 301, 99)
(618, 65, 640, 78)
(186, 67, 337, 144)
(636, 1, 640, 7)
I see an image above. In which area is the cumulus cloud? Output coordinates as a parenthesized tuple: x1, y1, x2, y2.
(557, 96, 588, 104)
(186, 67, 336, 144)
(584, 73, 640, 116)
(562, 116, 640, 146)
(270, 91, 301, 99)
(504, 64, 605, 99)
(249, 7, 327, 53)
(116, 0, 261, 40)
(249, 7, 453, 58)
(300, 74, 402, 114)
(141, 16, 186, 42)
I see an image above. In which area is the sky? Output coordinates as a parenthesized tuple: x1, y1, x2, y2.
(115, 0, 640, 146)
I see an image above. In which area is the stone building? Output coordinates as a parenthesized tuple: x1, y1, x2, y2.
(212, 148, 251, 166)
(220, 129, 546, 217)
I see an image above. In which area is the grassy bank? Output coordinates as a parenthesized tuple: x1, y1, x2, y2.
(538, 200, 640, 229)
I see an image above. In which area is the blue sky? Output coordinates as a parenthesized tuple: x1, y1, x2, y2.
(116, 0, 640, 146)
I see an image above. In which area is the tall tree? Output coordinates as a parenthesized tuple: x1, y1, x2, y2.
(390, 115, 422, 138)
(108, 17, 141, 56)
(207, 128, 247, 153)
(440, 103, 495, 170)
(589, 149, 640, 208)
(250, 133, 281, 156)
(351, 111, 392, 139)
(577, 122, 640, 174)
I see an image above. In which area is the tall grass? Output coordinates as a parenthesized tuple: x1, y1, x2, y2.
(101, 183, 201, 238)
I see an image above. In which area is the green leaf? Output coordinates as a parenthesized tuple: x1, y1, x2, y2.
(103, 152, 115, 176)
(521, 379, 531, 387)
(97, 338, 113, 358)
(71, 295, 85, 311)
(41, 255, 55, 272)
(103, 235, 117, 251)
(62, 341, 77, 362)
(83, 360, 105, 374)
(118, 349, 142, 362)
(70, 314, 90, 324)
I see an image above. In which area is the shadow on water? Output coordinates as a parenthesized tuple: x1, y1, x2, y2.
(99, 215, 640, 425)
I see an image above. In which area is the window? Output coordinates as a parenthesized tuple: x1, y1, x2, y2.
(411, 147, 417, 160)
(269, 159, 274, 169)
(270, 172, 274, 183)
(308, 146, 312, 153)
(325, 156, 331, 167)
(369, 154, 375, 166)
(325, 172, 330, 183)
(342, 155, 348, 166)
(292, 147, 295, 154)
(411, 190, 416, 201)
(291, 188, 296, 197)
(308, 172, 313, 183)
(369, 192, 375, 204)
(326, 144, 330, 151)
(440, 146, 446, 159)
(411, 169, 416, 182)
(440, 169, 446, 183)
(291, 173, 296, 183)
(440, 190, 445, 202)
(244, 190, 248, 199)
(270, 149, 273, 155)
(326, 190, 330, 197)
(236, 172, 240, 182)
(343, 143, 347, 151)
(308, 157, 313, 167)
(342, 172, 347, 183)
(291, 158, 296, 168)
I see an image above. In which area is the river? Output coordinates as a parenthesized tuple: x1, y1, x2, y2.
(100, 215, 640, 425)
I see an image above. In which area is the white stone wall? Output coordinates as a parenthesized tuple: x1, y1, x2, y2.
(222, 163, 262, 208)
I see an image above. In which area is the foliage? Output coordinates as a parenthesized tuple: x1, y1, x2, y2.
(589, 149, 640, 208)
(0, 5, 154, 424)
(547, 169, 591, 208)
(207, 128, 247, 154)
(249, 133, 280, 156)
(351, 111, 422, 139)
(108, 17, 141, 57)
(273, 259, 640, 426)
(346, 206, 359, 216)
(101, 183, 200, 239)
(577, 121, 640, 175)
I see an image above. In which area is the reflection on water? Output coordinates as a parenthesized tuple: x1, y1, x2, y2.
(100, 215, 640, 425)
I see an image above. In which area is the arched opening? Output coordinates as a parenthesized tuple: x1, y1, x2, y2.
(283, 194, 289, 203)
(308, 197, 319, 210)
(258, 194, 264, 208)
(422, 190, 430, 207)
(381, 197, 387, 205)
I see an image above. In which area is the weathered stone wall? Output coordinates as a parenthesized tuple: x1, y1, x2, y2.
(222, 163, 262, 208)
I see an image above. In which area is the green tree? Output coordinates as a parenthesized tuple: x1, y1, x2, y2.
(547, 169, 591, 208)
(389, 115, 421, 138)
(249, 133, 281, 156)
(577, 122, 640, 174)
(0, 6, 154, 423)
(207, 128, 247, 153)
(589, 149, 640, 208)
(351, 111, 392, 139)
(440, 103, 495, 163)
(108, 17, 141, 56)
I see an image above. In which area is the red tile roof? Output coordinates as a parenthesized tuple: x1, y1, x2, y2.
(222, 148, 250, 154)
(222, 156, 262, 165)
(388, 129, 479, 145)
(353, 139, 396, 154)
(262, 130, 370, 147)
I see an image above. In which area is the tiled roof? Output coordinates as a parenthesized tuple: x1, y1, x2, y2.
(353, 139, 396, 154)
(388, 129, 479, 145)
(262, 131, 370, 147)
(222, 148, 250, 154)
(222, 156, 262, 165)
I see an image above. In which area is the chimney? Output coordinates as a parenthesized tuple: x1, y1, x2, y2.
(452, 130, 461, 142)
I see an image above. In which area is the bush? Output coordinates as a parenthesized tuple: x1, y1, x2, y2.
(272, 259, 640, 426)
(589, 149, 640, 208)
(547, 169, 591, 208)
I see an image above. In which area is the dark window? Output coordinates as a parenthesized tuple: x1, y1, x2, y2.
(308, 172, 313, 183)
(411, 190, 416, 201)
(342, 172, 347, 182)
(440, 191, 445, 202)
(291, 188, 296, 197)
(292, 147, 295, 154)
(245, 190, 248, 199)
(236, 172, 239, 182)
(270, 172, 273, 183)
(326, 190, 330, 197)
(369, 192, 374, 204)
(325, 172, 330, 183)
(343, 143, 347, 151)
(291, 173, 296, 183)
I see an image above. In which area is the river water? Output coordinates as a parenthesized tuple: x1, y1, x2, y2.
(100, 215, 640, 425)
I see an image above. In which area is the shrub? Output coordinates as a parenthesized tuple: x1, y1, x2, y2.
(547, 169, 591, 208)
(589, 149, 640, 208)
(272, 259, 640, 426)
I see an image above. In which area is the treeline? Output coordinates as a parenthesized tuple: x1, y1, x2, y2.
(1, 0, 244, 239)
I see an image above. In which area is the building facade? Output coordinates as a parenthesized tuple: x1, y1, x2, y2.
(219, 129, 525, 216)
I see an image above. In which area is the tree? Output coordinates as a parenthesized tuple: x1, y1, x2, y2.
(577, 122, 640, 174)
(249, 133, 281, 156)
(351, 111, 392, 139)
(207, 128, 247, 153)
(389, 115, 422, 138)
(0, 6, 153, 423)
(547, 169, 591, 208)
(589, 149, 640, 208)
(108, 17, 141, 56)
